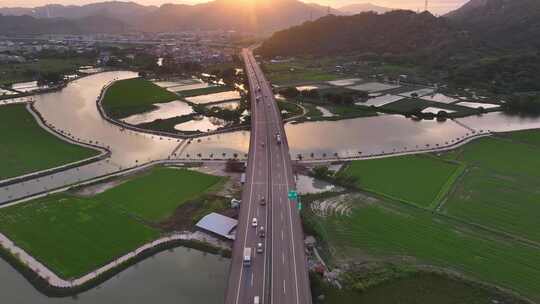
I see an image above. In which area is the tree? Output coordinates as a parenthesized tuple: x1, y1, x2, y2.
(280, 87, 300, 98)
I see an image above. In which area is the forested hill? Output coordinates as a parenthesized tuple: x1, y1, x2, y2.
(256, 11, 467, 58)
(0, 15, 130, 35)
(446, 0, 540, 49)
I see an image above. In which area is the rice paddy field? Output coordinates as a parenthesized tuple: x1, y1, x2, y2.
(342, 155, 462, 208)
(311, 129, 540, 302)
(441, 136, 540, 243)
(262, 60, 340, 85)
(0, 104, 100, 180)
(306, 196, 540, 301)
(0, 167, 223, 278)
(102, 78, 178, 119)
(311, 272, 526, 304)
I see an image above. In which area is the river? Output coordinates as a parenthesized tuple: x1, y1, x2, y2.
(178, 112, 540, 160)
(0, 247, 229, 304)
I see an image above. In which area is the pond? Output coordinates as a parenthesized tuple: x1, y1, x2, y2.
(208, 100, 241, 111)
(175, 116, 228, 132)
(296, 175, 342, 195)
(122, 101, 194, 125)
(185, 91, 241, 104)
(0, 247, 229, 304)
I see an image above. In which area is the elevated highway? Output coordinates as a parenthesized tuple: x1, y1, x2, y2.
(224, 49, 312, 304)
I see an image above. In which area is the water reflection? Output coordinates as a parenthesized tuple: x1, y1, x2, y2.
(179, 115, 474, 159)
(175, 116, 227, 132)
(122, 101, 194, 125)
(456, 112, 540, 132)
(1, 71, 179, 204)
(0, 247, 229, 304)
(33, 71, 178, 165)
(186, 91, 241, 104)
(296, 175, 341, 195)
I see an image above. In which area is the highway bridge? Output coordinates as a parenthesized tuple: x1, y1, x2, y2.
(224, 49, 312, 304)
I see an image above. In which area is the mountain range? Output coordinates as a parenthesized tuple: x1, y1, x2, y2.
(0, 0, 392, 34)
(259, 0, 540, 57)
(257, 10, 465, 58)
(446, 0, 540, 49)
(338, 3, 392, 15)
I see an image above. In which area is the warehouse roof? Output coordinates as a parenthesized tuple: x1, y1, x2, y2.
(195, 213, 237, 240)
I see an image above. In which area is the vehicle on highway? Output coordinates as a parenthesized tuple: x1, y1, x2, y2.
(276, 133, 282, 144)
(256, 96, 261, 103)
(252, 217, 258, 227)
(254, 296, 260, 304)
(243, 247, 252, 266)
(260, 196, 266, 205)
(259, 226, 265, 238)
(261, 142, 265, 148)
(241, 173, 246, 185)
(257, 242, 264, 253)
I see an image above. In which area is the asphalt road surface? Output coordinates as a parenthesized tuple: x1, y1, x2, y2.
(224, 49, 312, 304)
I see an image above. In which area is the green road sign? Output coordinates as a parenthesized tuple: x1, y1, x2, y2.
(297, 202, 302, 211)
(288, 190, 298, 200)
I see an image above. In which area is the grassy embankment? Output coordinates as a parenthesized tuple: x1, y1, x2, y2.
(102, 78, 178, 119)
(0, 104, 100, 180)
(0, 167, 224, 278)
(304, 130, 540, 302)
(0, 57, 93, 86)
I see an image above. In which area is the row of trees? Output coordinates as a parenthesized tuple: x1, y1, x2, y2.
(280, 87, 368, 106)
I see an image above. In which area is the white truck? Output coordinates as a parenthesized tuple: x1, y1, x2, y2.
(243, 247, 252, 266)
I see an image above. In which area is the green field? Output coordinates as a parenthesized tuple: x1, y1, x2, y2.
(0, 57, 93, 86)
(311, 272, 525, 304)
(176, 85, 231, 98)
(442, 137, 540, 243)
(0, 104, 100, 180)
(0, 167, 223, 278)
(306, 196, 540, 301)
(263, 60, 340, 85)
(502, 129, 540, 147)
(342, 155, 460, 208)
(96, 167, 224, 221)
(102, 78, 178, 119)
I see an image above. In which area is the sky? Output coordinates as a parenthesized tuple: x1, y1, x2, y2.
(0, 0, 469, 14)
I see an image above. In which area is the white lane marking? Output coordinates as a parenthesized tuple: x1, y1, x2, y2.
(234, 51, 260, 304)
(251, 272, 254, 287)
(283, 280, 286, 294)
(282, 252, 285, 264)
(271, 77, 301, 304)
(281, 230, 284, 241)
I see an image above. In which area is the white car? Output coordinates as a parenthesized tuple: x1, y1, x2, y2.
(257, 242, 264, 253)
(252, 217, 258, 227)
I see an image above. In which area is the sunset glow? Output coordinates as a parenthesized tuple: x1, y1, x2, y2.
(0, 0, 469, 14)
